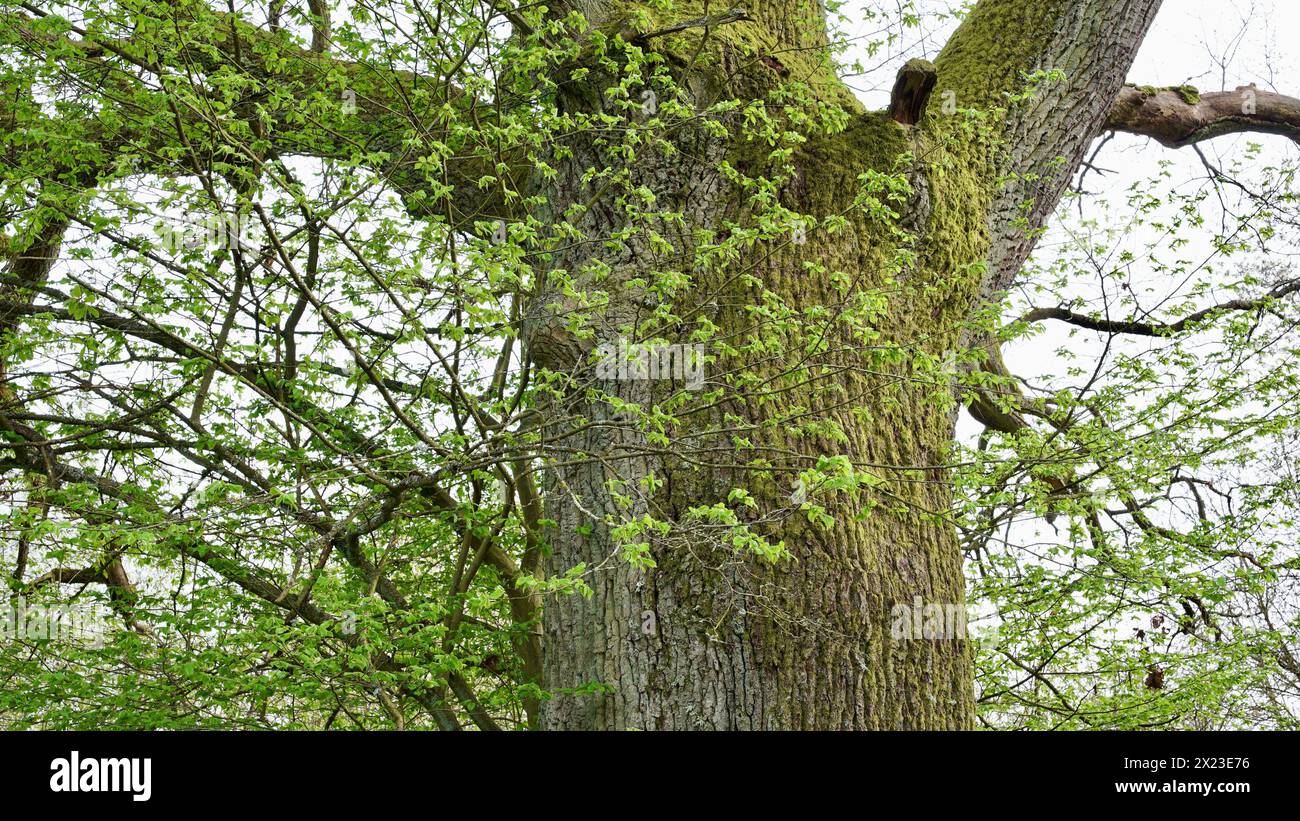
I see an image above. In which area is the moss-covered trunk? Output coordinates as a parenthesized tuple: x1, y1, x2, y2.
(530, 0, 1162, 729)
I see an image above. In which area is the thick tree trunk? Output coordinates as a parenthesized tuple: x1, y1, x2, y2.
(529, 0, 1163, 730)
(533, 111, 975, 729)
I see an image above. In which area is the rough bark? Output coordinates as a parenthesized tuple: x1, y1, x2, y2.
(943, 0, 1164, 299)
(532, 0, 1165, 729)
(532, 99, 975, 728)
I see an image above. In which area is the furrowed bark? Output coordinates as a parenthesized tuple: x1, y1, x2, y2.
(533, 0, 1169, 730)
(933, 0, 1165, 300)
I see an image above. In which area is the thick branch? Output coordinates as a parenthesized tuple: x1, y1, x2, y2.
(1106, 84, 1300, 147)
(0, 8, 517, 223)
(935, 0, 1163, 299)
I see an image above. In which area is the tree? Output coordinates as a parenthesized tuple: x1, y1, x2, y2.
(2, 0, 1299, 730)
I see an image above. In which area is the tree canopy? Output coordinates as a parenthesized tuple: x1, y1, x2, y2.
(3, 0, 1300, 730)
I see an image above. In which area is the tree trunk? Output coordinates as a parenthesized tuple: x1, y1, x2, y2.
(531, 0, 1162, 729)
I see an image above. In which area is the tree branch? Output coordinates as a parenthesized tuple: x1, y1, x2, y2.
(1021, 276, 1300, 336)
(1106, 83, 1300, 147)
(0, 7, 518, 223)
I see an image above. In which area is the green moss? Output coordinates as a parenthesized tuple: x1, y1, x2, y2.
(931, 0, 1072, 108)
(606, 0, 862, 113)
(1131, 84, 1200, 104)
(897, 57, 938, 82)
